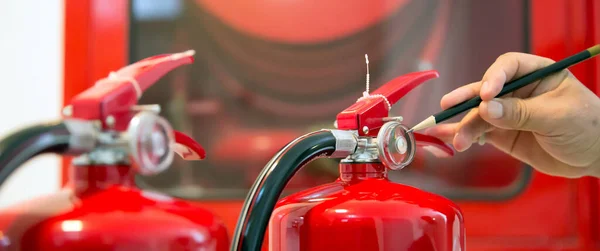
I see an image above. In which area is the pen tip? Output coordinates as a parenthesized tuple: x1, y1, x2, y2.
(588, 44, 600, 57)
(410, 116, 437, 132)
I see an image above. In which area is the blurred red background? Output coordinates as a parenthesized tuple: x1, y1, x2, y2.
(63, 0, 600, 250)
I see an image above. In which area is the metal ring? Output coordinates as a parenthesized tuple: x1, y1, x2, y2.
(376, 122, 416, 170)
(127, 111, 175, 175)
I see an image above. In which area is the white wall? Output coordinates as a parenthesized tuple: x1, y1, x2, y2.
(0, 1, 63, 208)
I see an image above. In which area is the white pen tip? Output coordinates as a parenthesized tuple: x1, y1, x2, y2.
(365, 54, 369, 64)
(410, 116, 437, 132)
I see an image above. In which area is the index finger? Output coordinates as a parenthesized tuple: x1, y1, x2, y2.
(479, 52, 555, 101)
(440, 52, 556, 110)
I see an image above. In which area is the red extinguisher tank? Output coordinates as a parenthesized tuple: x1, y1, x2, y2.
(230, 63, 465, 251)
(270, 162, 464, 250)
(0, 51, 229, 250)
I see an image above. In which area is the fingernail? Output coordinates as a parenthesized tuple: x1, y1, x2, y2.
(487, 99, 503, 119)
(453, 132, 471, 152)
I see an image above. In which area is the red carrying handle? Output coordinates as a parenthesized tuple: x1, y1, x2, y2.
(335, 70, 453, 157)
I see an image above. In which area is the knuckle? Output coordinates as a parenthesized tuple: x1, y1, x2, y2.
(512, 99, 531, 128)
(497, 52, 517, 62)
(543, 57, 556, 64)
(491, 53, 519, 80)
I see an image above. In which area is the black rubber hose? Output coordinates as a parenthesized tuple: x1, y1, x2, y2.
(0, 121, 71, 186)
(231, 130, 337, 251)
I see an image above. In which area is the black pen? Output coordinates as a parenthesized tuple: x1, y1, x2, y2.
(409, 44, 600, 133)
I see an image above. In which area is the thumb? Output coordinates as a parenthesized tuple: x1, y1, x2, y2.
(479, 97, 548, 132)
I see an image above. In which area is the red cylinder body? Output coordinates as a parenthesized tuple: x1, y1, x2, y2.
(269, 163, 465, 251)
(0, 165, 229, 250)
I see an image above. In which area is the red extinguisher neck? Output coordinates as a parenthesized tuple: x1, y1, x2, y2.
(339, 162, 388, 183)
(69, 164, 136, 197)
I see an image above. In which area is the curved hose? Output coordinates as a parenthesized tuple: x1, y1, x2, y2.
(231, 130, 337, 251)
(0, 122, 71, 186)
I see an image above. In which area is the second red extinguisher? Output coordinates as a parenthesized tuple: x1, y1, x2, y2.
(230, 61, 466, 251)
(0, 51, 229, 250)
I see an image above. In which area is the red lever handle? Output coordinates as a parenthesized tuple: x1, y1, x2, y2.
(110, 50, 196, 92)
(173, 130, 206, 160)
(335, 70, 439, 137)
(414, 133, 454, 158)
(334, 70, 452, 156)
(371, 70, 440, 105)
(68, 50, 196, 130)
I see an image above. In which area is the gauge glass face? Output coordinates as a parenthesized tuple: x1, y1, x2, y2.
(130, 112, 175, 175)
(378, 122, 415, 170)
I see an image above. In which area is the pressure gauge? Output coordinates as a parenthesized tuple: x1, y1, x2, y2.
(127, 111, 175, 175)
(376, 121, 416, 170)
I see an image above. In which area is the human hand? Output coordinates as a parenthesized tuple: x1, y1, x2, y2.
(426, 52, 600, 178)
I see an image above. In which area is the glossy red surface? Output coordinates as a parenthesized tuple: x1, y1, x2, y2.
(0, 165, 229, 250)
(269, 163, 465, 251)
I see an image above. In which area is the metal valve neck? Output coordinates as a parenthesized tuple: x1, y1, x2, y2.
(341, 136, 381, 164)
(72, 131, 131, 166)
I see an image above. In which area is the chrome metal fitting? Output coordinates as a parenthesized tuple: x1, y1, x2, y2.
(341, 137, 380, 163)
(329, 129, 358, 158)
(71, 131, 129, 166)
(72, 147, 130, 166)
(63, 119, 100, 154)
(67, 111, 176, 176)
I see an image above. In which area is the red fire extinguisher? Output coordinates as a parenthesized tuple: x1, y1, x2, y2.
(0, 51, 229, 250)
(230, 62, 465, 251)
